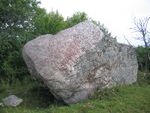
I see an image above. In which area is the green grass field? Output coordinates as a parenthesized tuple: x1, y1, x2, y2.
(0, 72, 150, 113)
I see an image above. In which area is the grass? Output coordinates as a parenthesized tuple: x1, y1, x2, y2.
(0, 72, 150, 113)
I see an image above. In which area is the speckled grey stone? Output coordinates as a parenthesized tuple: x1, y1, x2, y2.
(2, 95, 23, 107)
(23, 21, 138, 104)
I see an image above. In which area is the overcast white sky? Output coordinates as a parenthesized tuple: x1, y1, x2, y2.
(39, 0, 150, 46)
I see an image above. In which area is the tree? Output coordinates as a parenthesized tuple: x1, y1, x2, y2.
(66, 12, 88, 27)
(33, 10, 66, 35)
(0, 0, 39, 32)
(136, 46, 150, 71)
(0, 0, 40, 58)
(132, 17, 150, 48)
(0, 0, 40, 81)
(132, 17, 150, 71)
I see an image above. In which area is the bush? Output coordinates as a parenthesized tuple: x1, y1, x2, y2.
(136, 46, 150, 71)
(1, 50, 29, 83)
(137, 71, 150, 85)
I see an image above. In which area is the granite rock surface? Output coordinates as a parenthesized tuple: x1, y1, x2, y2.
(23, 21, 138, 104)
(2, 95, 23, 107)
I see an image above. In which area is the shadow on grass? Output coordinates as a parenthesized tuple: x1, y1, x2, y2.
(0, 77, 68, 109)
(20, 85, 68, 108)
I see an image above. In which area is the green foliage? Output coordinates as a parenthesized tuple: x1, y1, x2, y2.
(136, 46, 150, 71)
(33, 10, 67, 35)
(137, 71, 150, 85)
(0, 0, 40, 80)
(46, 11, 66, 34)
(2, 51, 29, 82)
(66, 12, 88, 27)
(32, 11, 88, 36)
(0, 0, 39, 29)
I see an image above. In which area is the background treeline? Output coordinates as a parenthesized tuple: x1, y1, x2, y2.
(0, 0, 149, 84)
(136, 47, 150, 71)
(0, 0, 109, 83)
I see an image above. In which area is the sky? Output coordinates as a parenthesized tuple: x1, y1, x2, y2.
(38, 0, 150, 46)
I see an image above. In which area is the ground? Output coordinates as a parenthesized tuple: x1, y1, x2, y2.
(0, 72, 150, 113)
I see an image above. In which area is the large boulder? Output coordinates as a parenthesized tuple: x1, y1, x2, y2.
(23, 21, 138, 104)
